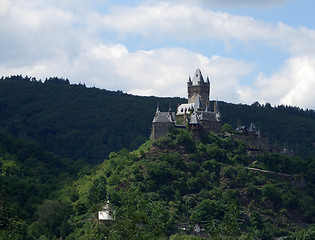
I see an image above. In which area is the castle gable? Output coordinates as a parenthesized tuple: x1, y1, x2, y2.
(153, 112, 175, 123)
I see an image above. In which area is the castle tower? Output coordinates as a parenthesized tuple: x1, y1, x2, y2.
(150, 103, 175, 140)
(187, 69, 210, 110)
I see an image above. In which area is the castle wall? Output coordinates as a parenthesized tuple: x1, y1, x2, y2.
(200, 121, 221, 133)
(231, 135, 270, 151)
(151, 122, 175, 140)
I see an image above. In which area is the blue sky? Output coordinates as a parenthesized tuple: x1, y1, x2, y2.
(1, 0, 315, 109)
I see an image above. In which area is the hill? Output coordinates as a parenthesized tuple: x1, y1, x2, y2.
(0, 75, 185, 164)
(219, 101, 315, 158)
(0, 130, 85, 239)
(22, 129, 315, 239)
(0, 75, 314, 164)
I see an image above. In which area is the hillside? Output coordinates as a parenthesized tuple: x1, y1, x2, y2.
(0, 75, 185, 164)
(219, 102, 315, 158)
(21, 129, 315, 239)
(0, 130, 85, 239)
(0, 75, 314, 164)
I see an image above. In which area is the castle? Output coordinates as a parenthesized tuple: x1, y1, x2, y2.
(151, 69, 221, 140)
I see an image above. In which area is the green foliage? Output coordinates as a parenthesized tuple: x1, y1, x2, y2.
(221, 123, 233, 133)
(0, 78, 314, 239)
(261, 184, 282, 210)
(219, 101, 315, 159)
(208, 202, 241, 238)
(2, 126, 314, 239)
(104, 188, 174, 239)
(191, 199, 224, 224)
(0, 76, 186, 164)
(0, 130, 82, 239)
(286, 224, 315, 240)
(88, 176, 107, 204)
(169, 233, 203, 240)
(175, 129, 196, 152)
(35, 199, 73, 239)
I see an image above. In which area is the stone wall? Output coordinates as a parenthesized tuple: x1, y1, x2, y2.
(151, 122, 175, 140)
(200, 120, 221, 133)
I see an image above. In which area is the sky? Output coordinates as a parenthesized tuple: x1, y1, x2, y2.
(1, 0, 315, 109)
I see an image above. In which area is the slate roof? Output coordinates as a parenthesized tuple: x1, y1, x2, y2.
(198, 111, 218, 121)
(153, 111, 175, 123)
(192, 69, 205, 85)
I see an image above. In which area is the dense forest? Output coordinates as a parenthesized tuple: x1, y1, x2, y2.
(0, 130, 87, 239)
(0, 75, 185, 164)
(0, 75, 314, 239)
(1, 129, 314, 239)
(0, 75, 314, 164)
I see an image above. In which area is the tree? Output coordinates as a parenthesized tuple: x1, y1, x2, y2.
(191, 199, 224, 224)
(261, 184, 282, 210)
(221, 123, 233, 134)
(88, 176, 107, 204)
(36, 200, 72, 238)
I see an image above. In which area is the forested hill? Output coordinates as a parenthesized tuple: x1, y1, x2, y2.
(23, 129, 315, 239)
(219, 102, 315, 158)
(0, 75, 314, 163)
(0, 129, 85, 237)
(0, 75, 185, 164)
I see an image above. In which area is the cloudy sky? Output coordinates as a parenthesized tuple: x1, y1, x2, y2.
(1, 0, 315, 109)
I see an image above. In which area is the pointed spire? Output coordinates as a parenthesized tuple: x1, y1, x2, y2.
(187, 76, 192, 85)
(206, 76, 210, 84)
(192, 69, 204, 85)
(215, 100, 219, 113)
(168, 101, 175, 122)
(155, 102, 160, 113)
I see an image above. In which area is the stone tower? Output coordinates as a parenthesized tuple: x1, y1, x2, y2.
(187, 69, 210, 110)
(150, 103, 175, 140)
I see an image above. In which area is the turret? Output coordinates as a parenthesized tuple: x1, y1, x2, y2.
(168, 102, 175, 122)
(187, 76, 192, 85)
(214, 101, 221, 121)
(187, 69, 210, 109)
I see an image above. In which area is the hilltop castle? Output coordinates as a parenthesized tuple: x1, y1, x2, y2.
(151, 69, 221, 140)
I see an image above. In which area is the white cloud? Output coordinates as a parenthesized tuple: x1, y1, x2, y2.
(0, 41, 255, 102)
(237, 56, 315, 109)
(0, 0, 76, 67)
(211, 0, 286, 7)
(88, 44, 129, 59)
(167, 0, 287, 7)
(0, 0, 11, 15)
(73, 46, 255, 102)
(1, 0, 315, 109)
(99, 3, 315, 56)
